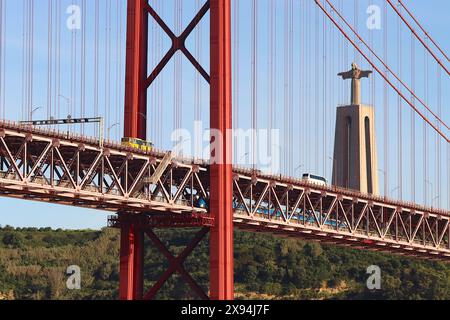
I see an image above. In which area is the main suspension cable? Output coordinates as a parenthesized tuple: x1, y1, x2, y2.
(386, 0, 450, 76)
(323, 0, 450, 133)
(398, 0, 449, 63)
(315, 0, 450, 143)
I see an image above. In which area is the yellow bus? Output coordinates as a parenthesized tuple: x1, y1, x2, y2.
(121, 137, 153, 152)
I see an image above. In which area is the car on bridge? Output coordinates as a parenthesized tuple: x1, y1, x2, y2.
(302, 173, 327, 186)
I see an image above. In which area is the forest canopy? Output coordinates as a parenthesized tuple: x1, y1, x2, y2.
(0, 226, 448, 300)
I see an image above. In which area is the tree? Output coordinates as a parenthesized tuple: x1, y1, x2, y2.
(2, 232, 24, 248)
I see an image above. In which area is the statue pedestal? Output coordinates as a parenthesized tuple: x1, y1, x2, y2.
(332, 104, 379, 195)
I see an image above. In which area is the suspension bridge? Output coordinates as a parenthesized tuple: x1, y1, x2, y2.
(0, 0, 449, 300)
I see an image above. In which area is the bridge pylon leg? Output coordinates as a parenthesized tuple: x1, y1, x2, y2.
(210, 0, 234, 300)
(119, 214, 144, 300)
(123, 0, 148, 140)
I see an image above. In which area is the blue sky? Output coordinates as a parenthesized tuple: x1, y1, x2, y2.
(0, 0, 449, 230)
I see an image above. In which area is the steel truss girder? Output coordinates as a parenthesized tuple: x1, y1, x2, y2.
(232, 172, 450, 261)
(0, 121, 449, 262)
(109, 213, 214, 229)
(0, 122, 209, 215)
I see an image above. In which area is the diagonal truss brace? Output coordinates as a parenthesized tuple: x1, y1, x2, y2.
(143, 0, 210, 87)
(143, 227, 210, 300)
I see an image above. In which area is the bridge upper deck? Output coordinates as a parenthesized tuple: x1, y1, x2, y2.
(0, 120, 449, 261)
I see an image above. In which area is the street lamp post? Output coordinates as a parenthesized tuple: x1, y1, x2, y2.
(58, 95, 71, 132)
(390, 186, 400, 198)
(294, 164, 304, 176)
(136, 112, 148, 140)
(107, 123, 120, 140)
(175, 137, 191, 157)
(431, 195, 440, 208)
(328, 156, 337, 186)
(378, 169, 387, 197)
(58, 94, 71, 114)
(425, 179, 433, 206)
(239, 152, 250, 167)
(30, 107, 43, 122)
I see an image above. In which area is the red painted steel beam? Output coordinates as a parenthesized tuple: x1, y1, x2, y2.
(209, 0, 234, 300)
(144, 228, 209, 300)
(124, 0, 148, 140)
(143, 1, 210, 87)
(133, 226, 144, 299)
(119, 216, 144, 300)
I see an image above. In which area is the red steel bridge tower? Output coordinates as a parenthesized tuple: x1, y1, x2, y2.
(120, 0, 233, 300)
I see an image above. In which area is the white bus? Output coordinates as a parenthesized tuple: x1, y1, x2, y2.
(302, 173, 327, 186)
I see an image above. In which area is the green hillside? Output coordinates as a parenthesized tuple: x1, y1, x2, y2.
(0, 226, 448, 300)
